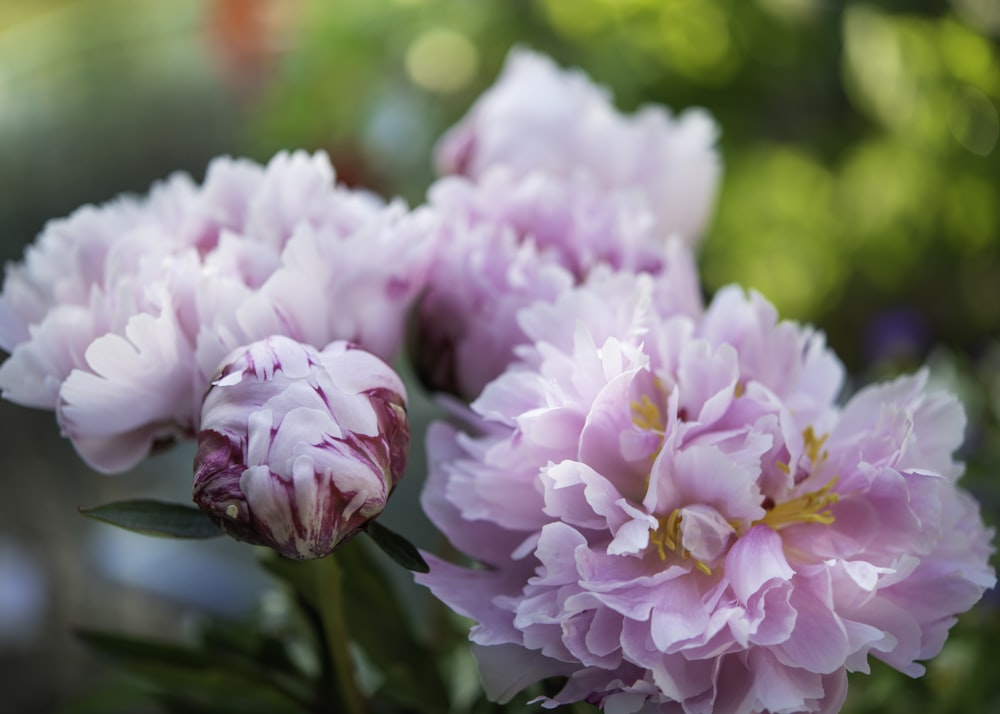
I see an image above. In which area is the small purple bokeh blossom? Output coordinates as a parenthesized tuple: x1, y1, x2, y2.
(416, 271, 996, 714)
(194, 335, 409, 560)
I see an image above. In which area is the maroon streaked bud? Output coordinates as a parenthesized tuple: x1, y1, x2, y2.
(193, 335, 409, 559)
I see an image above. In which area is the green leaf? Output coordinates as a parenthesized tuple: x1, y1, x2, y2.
(75, 629, 309, 714)
(363, 520, 429, 573)
(198, 617, 308, 680)
(338, 540, 449, 714)
(262, 540, 450, 714)
(79, 499, 222, 539)
(55, 674, 159, 714)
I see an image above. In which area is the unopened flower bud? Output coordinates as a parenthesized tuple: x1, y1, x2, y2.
(193, 336, 409, 559)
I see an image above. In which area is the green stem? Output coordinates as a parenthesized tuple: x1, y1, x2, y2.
(316, 554, 366, 714)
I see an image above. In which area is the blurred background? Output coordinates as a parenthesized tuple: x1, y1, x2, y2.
(0, 0, 998, 712)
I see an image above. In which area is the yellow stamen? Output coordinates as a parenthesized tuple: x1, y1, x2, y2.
(755, 477, 840, 531)
(632, 394, 668, 467)
(734, 381, 746, 398)
(648, 509, 712, 575)
(631, 394, 665, 433)
(803, 426, 829, 468)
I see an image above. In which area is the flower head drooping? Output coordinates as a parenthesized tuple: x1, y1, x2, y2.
(193, 336, 409, 560)
(417, 272, 996, 714)
(412, 48, 716, 399)
(0, 151, 432, 473)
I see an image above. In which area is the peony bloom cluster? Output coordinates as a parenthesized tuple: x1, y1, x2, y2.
(0, 41, 991, 713)
(0, 151, 432, 473)
(193, 336, 409, 560)
(412, 49, 719, 399)
(417, 272, 996, 713)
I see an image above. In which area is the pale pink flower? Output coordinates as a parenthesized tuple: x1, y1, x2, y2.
(417, 273, 995, 713)
(412, 230, 701, 400)
(412, 48, 717, 400)
(0, 151, 432, 472)
(412, 175, 704, 399)
(194, 336, 409, 559)
(435, 48, 721, 246)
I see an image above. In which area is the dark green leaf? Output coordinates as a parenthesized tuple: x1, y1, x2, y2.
(363, 520, 429, 573)
(79, 499, 222, 539)
(55, 675, 158, 714)
(75, 629, 309, 714)
(198, 618, 306, 677)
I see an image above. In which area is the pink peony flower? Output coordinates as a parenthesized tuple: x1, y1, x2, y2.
(0, 151, 432, 473)
(435, 48, 722, 246)
(412, 48, 717, 401)
(412, 223, 701, 400)
(412, 168, 705, 401)
(417, 272, 996, 713)
(193, 336, 409, 560)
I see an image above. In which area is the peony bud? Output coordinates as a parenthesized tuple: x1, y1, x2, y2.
(193, 336, 409, 559)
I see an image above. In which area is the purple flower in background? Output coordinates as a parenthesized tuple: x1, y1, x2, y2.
(436, 48, 722, 246)
(417, 272, 995, 713)
(194, 336, 409, 560)
(863, 306, 930, 368)
(413, 48, 715, 400)
(0, 150, 432, 473)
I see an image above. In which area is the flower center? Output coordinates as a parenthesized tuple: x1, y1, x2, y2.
(755, 476, 840, 530)
(763, 427, 839, 528)
(640, 417, 840, 570)
(648, 479, 840, 574)
(631, 394, 665, 433)
(776, 426, 830, 476)
(648, 509, 714, 575)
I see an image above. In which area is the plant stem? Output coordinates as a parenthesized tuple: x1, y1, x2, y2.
(316, 553, 365, 714)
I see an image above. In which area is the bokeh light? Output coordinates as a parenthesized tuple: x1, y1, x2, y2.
(405, 28, 479, 94)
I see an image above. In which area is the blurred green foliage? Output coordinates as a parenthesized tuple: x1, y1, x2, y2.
(1, 1, 998, 712)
